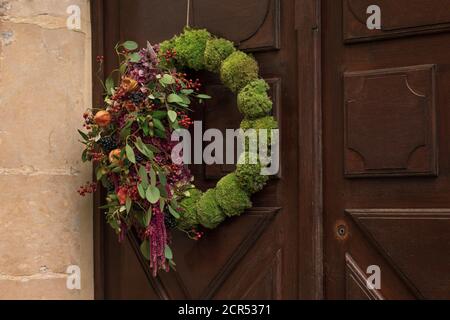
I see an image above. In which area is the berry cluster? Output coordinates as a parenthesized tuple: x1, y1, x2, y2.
(89, 151, 105, 162)
(162, 49, 177, 62)
(191, 229, 204, 241)
(178, 112, 193, 128)
(82, 112, 94, 130)
(77, 182, 97, 196)
(128, 91, 147, 106)
(174, 73, 202, 92)
(127, 184, 140, 201)
(98, 136, 117, 154)
(164, 213, 177, 229)
(185, 78, 202, 91)
(135, 153, 145, 163)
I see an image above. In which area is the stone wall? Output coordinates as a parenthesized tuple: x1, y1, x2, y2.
(0, 0, 93, 299)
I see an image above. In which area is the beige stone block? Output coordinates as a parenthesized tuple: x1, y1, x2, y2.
(0, 174, 91, 275)
(0, 0, 93, 299)
(0, 23, 90, 170)
(0, 277, 82, 300)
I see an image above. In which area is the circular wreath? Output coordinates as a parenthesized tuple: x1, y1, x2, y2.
(78, 28, 278, 276)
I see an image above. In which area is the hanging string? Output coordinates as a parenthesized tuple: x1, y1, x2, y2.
(186, 0, 191, 27)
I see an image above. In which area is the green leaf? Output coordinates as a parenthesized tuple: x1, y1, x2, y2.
(158, 171, 167, 186)
(152, 110, 167, 119)
(81, 149, 88, 162)
(77, 129, 89, 141)
(140, 240, 150, 260)
(135, 138, 154, 160)
(99, 203, 117, 210)
(196, 94, 211, 99)
(122, 40, 138, 50)
(167, 94, 184, 104)
(111, 166, 122, 173)
(145, 144, 161, 153)
(105, 77, 114, 95)
(158, 184, 168, 198)
(141, 121, 150, 136)
(159, 199, 166, 212)
(108, 219, 120, 233)
(120, 121, 133, 140)
(169, 259, 177, 269)
(181, 95, 191, 105)
(96, 167, 106, 181)
(125, 197, 132, 213)
(146, 186, 160, 204)
(144, 207, 152, 226)
(168, 205, 180, 219)
(181, 89, 194, 95)
(138, 165, 149, 187)
(150, 169, 156, 188)
(119, 62, 127, 75)
(125, 144, 136, 164)
(171, 121, 180, 130)
(167, 110, 178, 123)
(129, 52, 141, 63)
(153, 118, 165, 132)
(160, 74, 175, 86)
(164, 245, 173, 260)
(137, 183, 146, 199)
(154, 128, 166, 138)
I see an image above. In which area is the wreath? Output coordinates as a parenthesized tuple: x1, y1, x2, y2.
(78, 29, 278, 276)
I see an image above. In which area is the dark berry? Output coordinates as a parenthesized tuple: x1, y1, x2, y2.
(98, 136, 117, 154)
(128, 91, 147, 105)
(135, 153, 145, 163)
(164, 213, 177, 230)
(106, 183, 115, 193)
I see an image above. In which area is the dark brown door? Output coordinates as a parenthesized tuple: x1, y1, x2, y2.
(323, 0, 450, 299)
(93, 0, 301, 299)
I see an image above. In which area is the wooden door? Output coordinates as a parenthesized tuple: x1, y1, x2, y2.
(92, 0, 301, 299)
(323, 0, 450, 299)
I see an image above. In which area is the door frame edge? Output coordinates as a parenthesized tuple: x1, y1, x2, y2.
(296, 0, 324, 300)
(91, 0, 106, 300)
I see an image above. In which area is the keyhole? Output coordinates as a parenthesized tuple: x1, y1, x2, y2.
(337, 225, 346, 237)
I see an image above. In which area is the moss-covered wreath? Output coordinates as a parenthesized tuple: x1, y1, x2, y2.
(78, 28, 278, 276)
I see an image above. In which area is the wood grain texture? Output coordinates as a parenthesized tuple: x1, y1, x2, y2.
(296, 0, 324, 300)
(344, 0, 450, 43)
(344, 65, 437, 177)
(323, 0, 450, 299)
(348, 209, 450, 299)
(345, 253, 384, 300)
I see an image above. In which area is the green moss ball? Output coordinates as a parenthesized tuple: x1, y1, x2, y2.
(240, 116, 279, 152)
(215, 173, 252, 217)
(196, 189, 226, 229)
(237, 79, 273, 119)
(220, 51, 259, 93)
(173, 28, 211, 70)
(177, 189, 203, 230)
(236, 152, 270, 194)
(204, 38, 236, 73)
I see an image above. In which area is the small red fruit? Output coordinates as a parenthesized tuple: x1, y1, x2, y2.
(109, 149, 122, 165)
(94, 110, 111, 127)
(117, 187, 127, 205)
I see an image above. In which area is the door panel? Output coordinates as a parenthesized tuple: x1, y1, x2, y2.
(323, 0, 450, 299)
(98, 0, 299, 299)
(344, 0, 450, 42)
